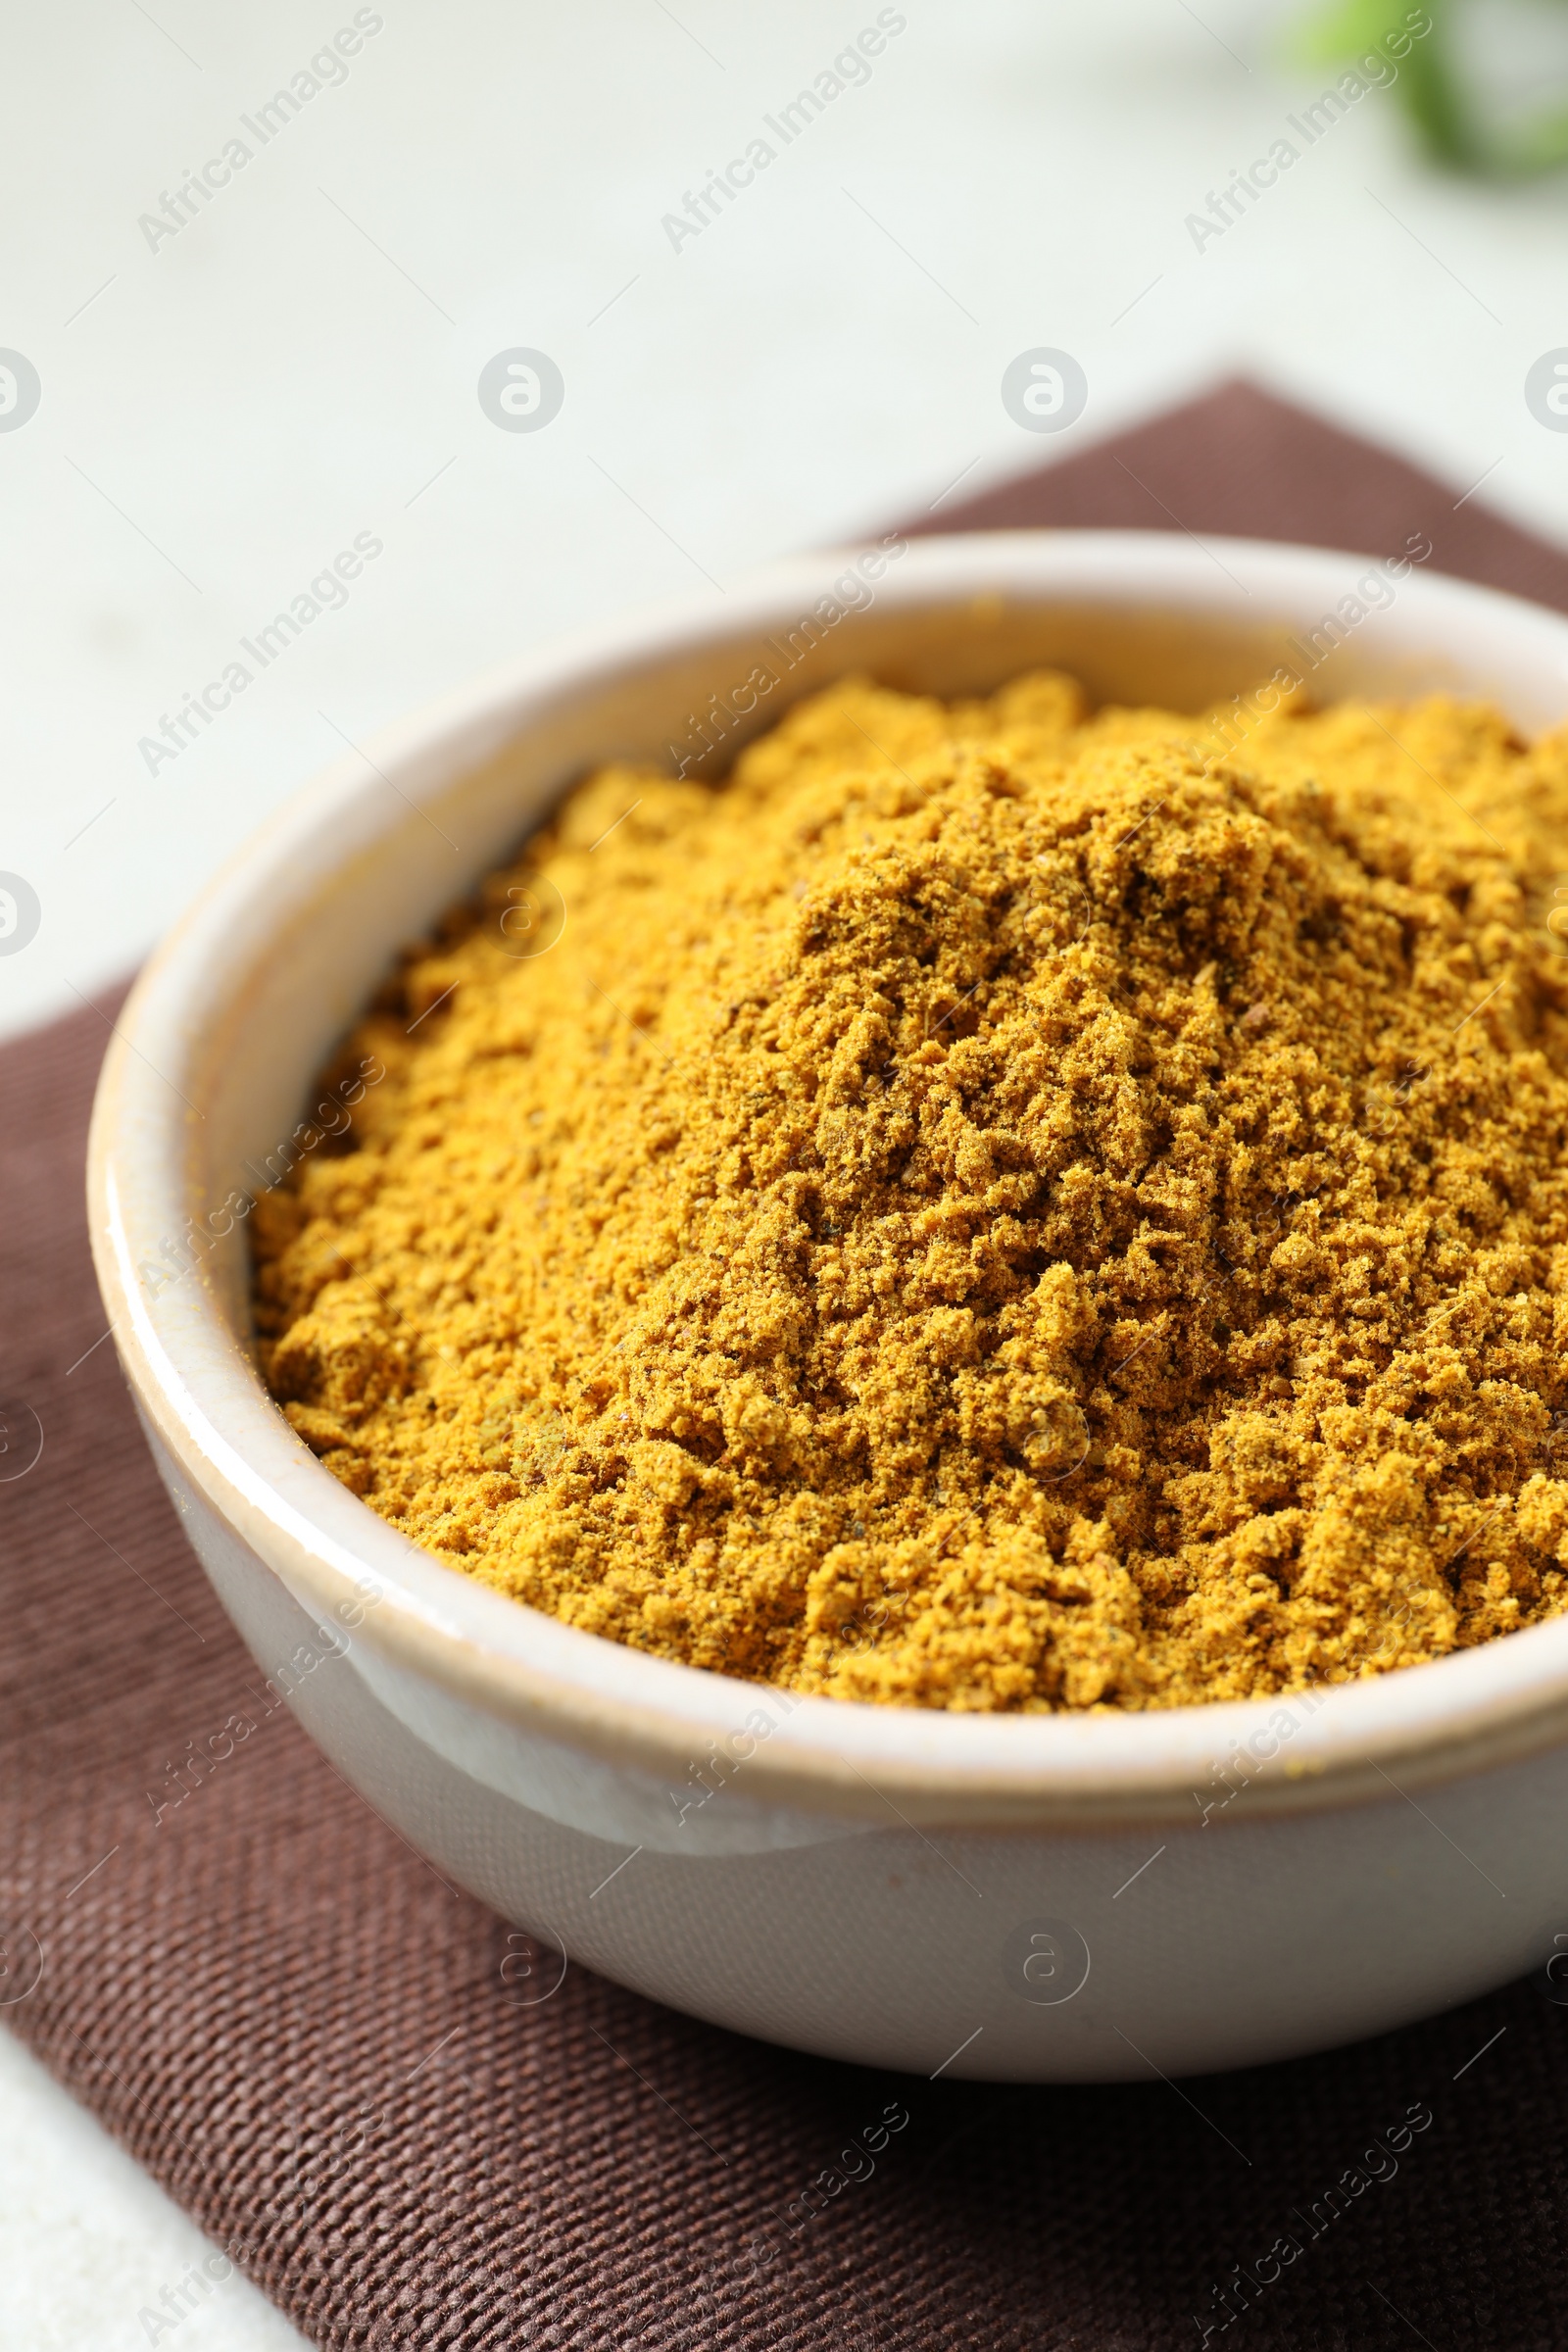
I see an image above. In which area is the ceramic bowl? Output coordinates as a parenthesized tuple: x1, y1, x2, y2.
(88, 529, 1568, 2081)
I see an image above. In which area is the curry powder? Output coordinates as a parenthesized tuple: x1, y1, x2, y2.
(252, 669, 1568, 1709)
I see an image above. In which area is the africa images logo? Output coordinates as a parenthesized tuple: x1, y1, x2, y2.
(1001, 349, 1088, 434)
(0, 351, 40, 432)
(477, 349, 565, 432)
(1526, 351, 1568, 431)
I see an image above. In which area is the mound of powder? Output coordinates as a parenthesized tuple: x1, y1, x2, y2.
(252, 669, 1568, 1710)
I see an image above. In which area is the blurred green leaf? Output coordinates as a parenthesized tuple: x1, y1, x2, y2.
(1298, 0, 1414, 60)
(1296, 0, 1568, 174)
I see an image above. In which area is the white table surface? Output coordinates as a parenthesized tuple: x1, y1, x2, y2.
(0, 2031, 302, 2351)
(6, 0, 1568, 2339)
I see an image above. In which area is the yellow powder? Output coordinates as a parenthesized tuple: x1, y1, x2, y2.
(252, 668, 1568, 1710)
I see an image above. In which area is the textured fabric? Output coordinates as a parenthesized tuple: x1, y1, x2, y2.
(6, 381, 1568, 2350)
(912, 376, 1568, 612)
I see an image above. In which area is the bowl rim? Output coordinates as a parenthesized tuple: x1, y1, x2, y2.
(87, 525, 1568, 1832)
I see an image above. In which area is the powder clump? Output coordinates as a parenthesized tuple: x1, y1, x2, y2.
(252, 669, 1568, 1709)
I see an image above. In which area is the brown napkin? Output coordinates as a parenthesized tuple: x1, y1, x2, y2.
(912, 377, 1568, 611)
(6, 381, 1568, 2352)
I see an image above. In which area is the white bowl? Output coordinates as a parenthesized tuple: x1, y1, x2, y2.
(88, 530, 1568, 2081)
